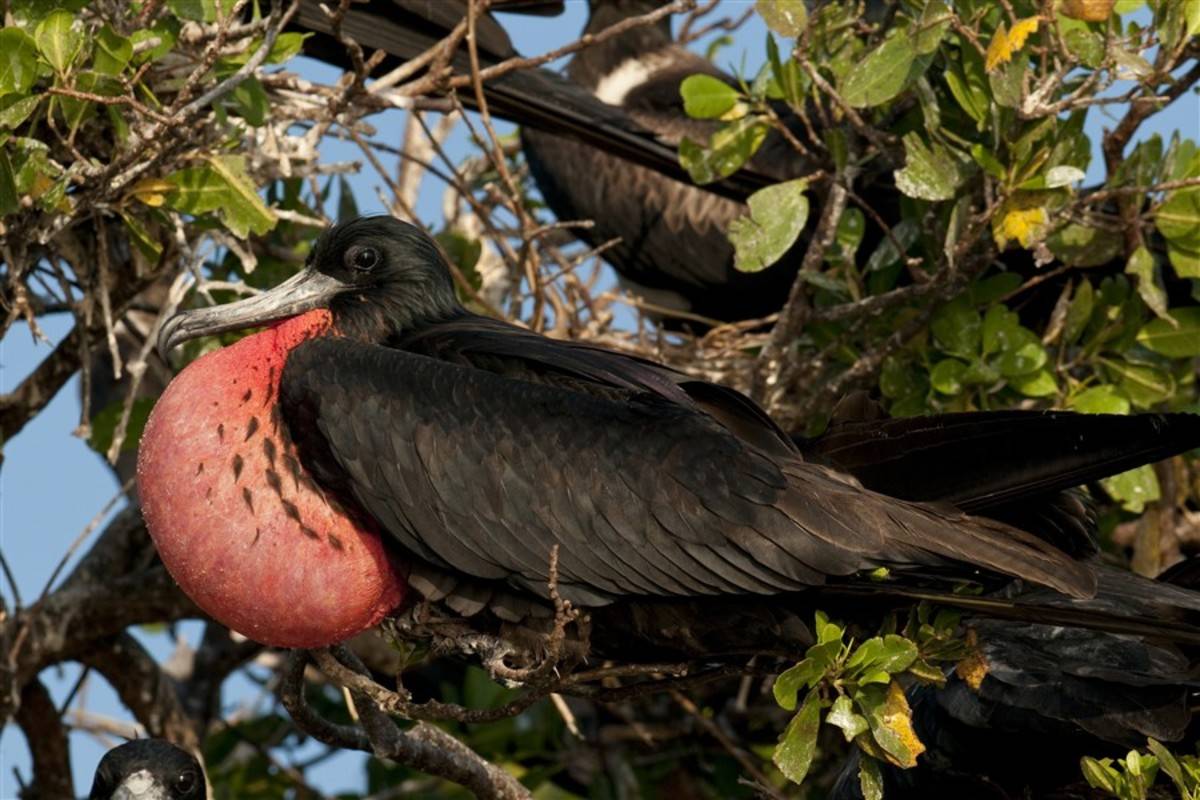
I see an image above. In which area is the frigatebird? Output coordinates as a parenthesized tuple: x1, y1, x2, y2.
(138, 217, 1200, 792)
(139, 217, 1200, 649)
(293, 0, 806, 322)
(88, 740, 204, 800)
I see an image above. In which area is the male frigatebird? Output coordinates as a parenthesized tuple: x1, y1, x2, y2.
(139, 216, 1200, 649)
(139, 217, 1200, 792)
(88, 740, 205, 800)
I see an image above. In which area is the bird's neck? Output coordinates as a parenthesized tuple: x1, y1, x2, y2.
(568, 8, 674, 93)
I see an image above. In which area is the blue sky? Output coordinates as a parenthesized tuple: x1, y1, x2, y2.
(1, 2, 1197, 795)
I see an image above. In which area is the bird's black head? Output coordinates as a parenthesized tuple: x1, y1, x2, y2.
(306, 216, 461, 341)
(158, 217, 463, 355)
(88, 739, 205, 800)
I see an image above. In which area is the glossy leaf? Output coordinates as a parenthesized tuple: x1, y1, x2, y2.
(1070, 384, 1131, 415)
(0, 29, 39, 95)
(895, 133, 966, 201)
(0, 93, 39, 129)
(680, 74, 740, 120)
(36, 10, 83, 73)
(165, 155, 276, 237)
(827, 694, 869, 742)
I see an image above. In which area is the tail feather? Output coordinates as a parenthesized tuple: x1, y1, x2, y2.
(800, 411, 1200, 513)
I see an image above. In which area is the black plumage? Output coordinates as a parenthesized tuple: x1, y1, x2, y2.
(159, 218, 1200, 797)
(88, 740, 204, 800)
(162, 218, 1200, 643)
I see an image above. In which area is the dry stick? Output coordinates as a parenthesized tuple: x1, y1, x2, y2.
(670, 690, 786, 800)
(755, 178, 851, 408)
(465, 0, 545, 331)
(288, 651, 532, 800)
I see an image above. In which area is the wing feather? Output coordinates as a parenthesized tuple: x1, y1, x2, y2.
(280, 337, 1096, 606)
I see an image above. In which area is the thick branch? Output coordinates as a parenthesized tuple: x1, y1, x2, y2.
(14, 679, 74, 800)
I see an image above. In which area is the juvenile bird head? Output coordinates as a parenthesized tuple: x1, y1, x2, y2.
(88, 740, 204, 800)
(159, 217, 460, 354)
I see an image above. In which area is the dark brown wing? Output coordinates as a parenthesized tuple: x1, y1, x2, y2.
(279, 335, 1095, 607)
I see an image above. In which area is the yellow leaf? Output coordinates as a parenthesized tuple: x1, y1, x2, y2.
(986, 17, 1041, 71)
(878, 681, 926, 768)
(954, 630, 989, 691)
(1061, 0, 1114, 22)
(994, 201, 1050, 248)
(130, 177, 174, 207)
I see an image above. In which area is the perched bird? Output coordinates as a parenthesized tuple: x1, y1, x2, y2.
(293, 0, 802, 322)
(139, 217, 1200, 793)
(139, 217, 1200, 649)
(88, 740, 205, 800)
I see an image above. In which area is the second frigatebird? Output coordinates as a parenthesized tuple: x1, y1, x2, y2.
(138, 216, 1200, 652)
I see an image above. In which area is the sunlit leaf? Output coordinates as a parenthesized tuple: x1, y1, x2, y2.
(728, 178, 809, 273)
(36, 10, 83, 74)
(1137, 307, 1200, 357)
(827, 694, 869, 742)
(756, 0, 808, 36)
(895, 133, 966, 201)
(855, 681, 925, 768)
(1125, 246, 1172, 321)
(993, 201, 1049, 249)
(841, 32, 916, 108)
(1070, 384, 1131, 415)
(986, 17, 1040, 71)
(1102, 464, 1160, 513)
(1061, 0, 1115, 21)
(680, 74, 740, 120)
(0, 93, 39, 129)
(166, 155, 275, 237)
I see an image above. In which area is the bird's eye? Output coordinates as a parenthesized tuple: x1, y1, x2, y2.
(345, 246, 380, 272)
(173, 770, 198, 794)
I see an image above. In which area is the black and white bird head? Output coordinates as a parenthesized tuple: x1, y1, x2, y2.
(88, 740, 205, 800)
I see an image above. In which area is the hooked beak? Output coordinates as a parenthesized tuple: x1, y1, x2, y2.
(157, 268, 344, 359)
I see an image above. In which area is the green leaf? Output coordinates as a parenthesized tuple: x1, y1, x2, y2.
(169, 0, 218, 22)
(1126, 246, 1171, 321)
(267, 31, 311, 64)
(0, 93, 39, 129)
(680, 74, 740, 120)
(0, 29, 40, 95)
(1070, 384, 1131, 415)
(827, 694, 869, 742)
(915, 0, 953, 54)
(1137, 307, 1200, 357)
(166, 155, 275, 238)
(756, 0, 807, 37)
(1048, 223, 1124, 267)
(121, 211, 163, 261)
(930, 359, 966, 395)
(773, 688, 822, 786)
(94, 25, 133, 75)
(859, 756, 884, 800)
(678, 116, 769, 185)
(989, 58, 1024, 108)
(1064, 279, 1095, 344)
(1012, 368, 1058, 398)
(229, 76, 269, 126)
(131, 18, 179, 63)
(36, 10, 83, 73)
(1081, 757, 1120, 793)
(943, 46, 989, 127)
(895, 133, 966, 201)
(1157, 188, 1200, 250)
(774, 659, 820, 710)
(728, 178, 809, 273)
(1102, 464, 1160, 513)
(1167, 241, 1200, 279)
(841, 33, 916, 108)
(994, 329, 1046, 377)
(931, 296, 981, 358)
(89, 397, 157, 454)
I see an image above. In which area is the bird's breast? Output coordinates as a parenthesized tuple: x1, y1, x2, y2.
(137, 310, 406, 647)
